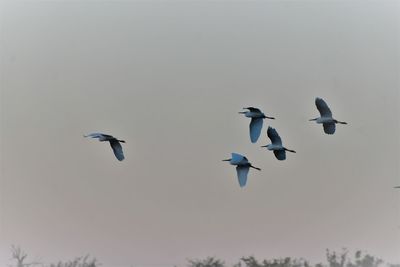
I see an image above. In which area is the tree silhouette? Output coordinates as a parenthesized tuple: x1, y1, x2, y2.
(187, 257, 225, 267)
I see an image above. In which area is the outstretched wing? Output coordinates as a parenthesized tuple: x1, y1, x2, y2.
(273, 150, 286, 161)
(109, 139, 125, 161)
(236, 165, 250, 188)
(249, 118, 263, 143)
(231, 153, 246, 165)
(245, 107, 261, 113)
(323, 122, 336, 135)
(84, 133, 113, 140)
(315, 98, 332, 118)
(267, 126, 282, 145)
(84, 133, 104, 138)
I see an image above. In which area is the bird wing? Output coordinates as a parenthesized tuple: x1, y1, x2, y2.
(84, 133, 105, 138)
(267, 126, 282, 145)
(109, 139, 125, 161)
(315, 98, 332, 117)
(231, 153, 246, 164)
(236, 165, 250, 188)
(84, 133, 113, 139)
(323, 122, 336, 135)
(273, 150, 286, 161)
(249, 118, 263, 143)
(245, 107, 261, 113)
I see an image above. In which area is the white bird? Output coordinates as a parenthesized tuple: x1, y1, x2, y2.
(310, 98, 347, 134)
(84, 133, 125, 161)
(223, 153, 261, 188)
(239, 107, 275, 143)
(261, 126, 296, 161)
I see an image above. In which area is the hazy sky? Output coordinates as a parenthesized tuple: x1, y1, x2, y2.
(1, 1, 399, 266)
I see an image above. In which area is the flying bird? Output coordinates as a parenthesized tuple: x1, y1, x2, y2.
(223, 153, 261, 188)
(84, 133, 125, 161)
(261, 126, 296, 160)
(309, 97, 347, 134)
(239, 107, 275, 143)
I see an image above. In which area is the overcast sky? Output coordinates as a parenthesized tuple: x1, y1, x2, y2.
(1, 1, 399, 266)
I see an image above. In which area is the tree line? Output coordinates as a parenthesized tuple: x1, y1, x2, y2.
(8, 246, 399, 267)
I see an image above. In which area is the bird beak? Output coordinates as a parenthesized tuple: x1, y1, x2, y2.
(222, 159, 231, 162)
(309, 118, 317, 121)
(260, 145, 267, 147)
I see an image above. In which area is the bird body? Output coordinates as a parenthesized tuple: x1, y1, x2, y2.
(264, 144, 282, 151)
(314, 117, 336, 124)
(223, 153, 260, 188)
(239, 107, 275, 143)
(84, 133, 125, 161)
(261, 127, 296, 161)
(243, 111, 265, 119)
(310, 98, 347, 134)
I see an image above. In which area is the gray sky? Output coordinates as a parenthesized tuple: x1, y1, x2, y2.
(1, 0, 399, 266)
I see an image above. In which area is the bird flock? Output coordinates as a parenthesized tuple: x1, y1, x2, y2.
(222, 97, 348, 188)
(84, 97, 353, 188)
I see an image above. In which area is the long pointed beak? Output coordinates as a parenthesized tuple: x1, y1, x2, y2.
(309, 118, 316, 121)
(260, 145, 267, 148)
(222, 159, 231, 162)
